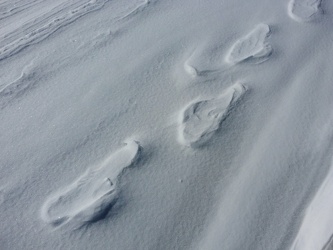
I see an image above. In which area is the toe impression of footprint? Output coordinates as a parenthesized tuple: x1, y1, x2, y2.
(178, 82, 247, 148)
(41, 140, 141, 230)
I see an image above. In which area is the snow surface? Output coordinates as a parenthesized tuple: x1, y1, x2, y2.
(1, 0, 333, 249)
(291, 156, 333, 250)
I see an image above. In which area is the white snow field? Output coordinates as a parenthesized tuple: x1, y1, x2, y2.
(1, 0, 333, 249)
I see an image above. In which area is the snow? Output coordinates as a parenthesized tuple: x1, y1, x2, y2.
(291, 156, 333, 250)
(1, 0, 333, 249)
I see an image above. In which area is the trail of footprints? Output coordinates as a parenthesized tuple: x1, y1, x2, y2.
(40, 0, 323, 231)
(179, 23, 272, 148)
(40, 24, 270, 230)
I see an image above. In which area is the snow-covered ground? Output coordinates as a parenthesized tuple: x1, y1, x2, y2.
(1, 0, 333, 249)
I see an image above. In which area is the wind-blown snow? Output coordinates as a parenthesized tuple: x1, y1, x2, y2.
(1, 0, 333, 249)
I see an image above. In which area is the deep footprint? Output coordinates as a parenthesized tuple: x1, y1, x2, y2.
(41, 140, 141, 229)
(226, 24, 272, 65)
(288, 0, 322, 22)
(178, 83, 246, 148)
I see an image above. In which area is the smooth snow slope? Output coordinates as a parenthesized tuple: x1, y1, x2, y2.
(1, 0, 333, 249)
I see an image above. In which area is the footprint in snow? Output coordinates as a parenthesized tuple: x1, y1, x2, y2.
(288, 0, 322, 22)
(41, 140, 141, 230)
(178, 82, 247, 148)
(225, 23, 272, 65)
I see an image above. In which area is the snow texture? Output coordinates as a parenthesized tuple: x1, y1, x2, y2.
(1, 0, 333, 249)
